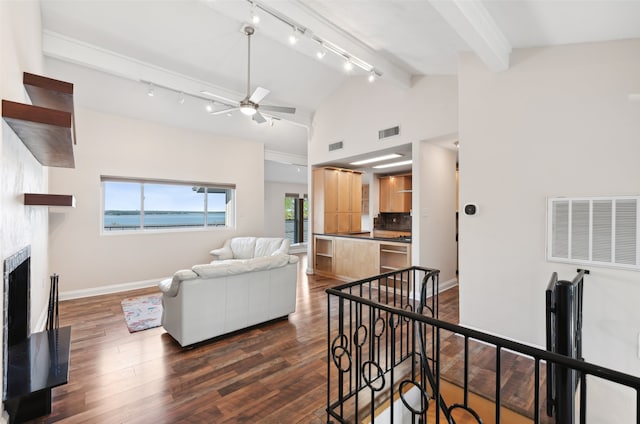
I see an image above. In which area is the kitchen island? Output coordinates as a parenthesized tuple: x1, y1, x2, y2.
(313, 232, 411, 281)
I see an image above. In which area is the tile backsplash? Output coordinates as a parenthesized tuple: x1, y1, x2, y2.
(374, 213, 411, 231)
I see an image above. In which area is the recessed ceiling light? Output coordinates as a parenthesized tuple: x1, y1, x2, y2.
(350, 154, 402, 166)
(373, 160, 413, 169)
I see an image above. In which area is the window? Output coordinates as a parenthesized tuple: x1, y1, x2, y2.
(548, 196, 639, 270)
(102, 177, 235, 231)
(285, 193, 308, 244)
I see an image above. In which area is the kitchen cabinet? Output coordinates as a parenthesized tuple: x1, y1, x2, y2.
(314, 236, 335, 275)
(334, 237, 379, 280)
(313, 234, 410, 281)
(379, 174, 412, 213)
(313, 167, 362, 234)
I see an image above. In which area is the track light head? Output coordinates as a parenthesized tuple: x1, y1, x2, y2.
(205, 101, 214, 113)
(316, 44, 326, 59)
(368, 71, 377, 83)
(250, 3, 260, 25)
(288, 28, 298, 45)
(344, 58, 353, 72)
(147, 84, 155, 97)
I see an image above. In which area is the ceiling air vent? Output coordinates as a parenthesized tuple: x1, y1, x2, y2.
(379, 126, 400, 140)
(329, 141, 343, 151)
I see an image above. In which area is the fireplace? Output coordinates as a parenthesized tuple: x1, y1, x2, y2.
(2, 246, 71, 424)
(3, 245, 31, 398)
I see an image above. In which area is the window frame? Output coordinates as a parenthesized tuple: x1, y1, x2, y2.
(101, 176, 236, 234)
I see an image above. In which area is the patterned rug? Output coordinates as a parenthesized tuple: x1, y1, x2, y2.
(121, 293, 163, 333)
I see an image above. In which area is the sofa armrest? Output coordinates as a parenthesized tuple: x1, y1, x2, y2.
(159, 269, 198, 297)
(210, 246, 233, 260)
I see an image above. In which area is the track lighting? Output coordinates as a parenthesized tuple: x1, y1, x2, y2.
(288, 28, 298, 45)
(316, 44, 326, 59)
(368, 71, 377, 83)
(250, 3, 260, 24)
(178, 92, 185, 104)
(205, 101, 214, 113)
(344, 58, 353, 72)
(147, 84, 155, 97)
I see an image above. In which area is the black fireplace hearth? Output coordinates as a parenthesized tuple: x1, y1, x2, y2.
(3, 246, 71, 424)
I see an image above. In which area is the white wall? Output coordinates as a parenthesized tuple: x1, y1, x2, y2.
(48, 108, 265, 295)
(309, 75, 458, 273)
(310, 76, 458, 165)
(1, 1, 49, 421)
(458, 39, 640, 421)
(264, 181, 307, 239)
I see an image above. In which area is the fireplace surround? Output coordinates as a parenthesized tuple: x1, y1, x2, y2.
(3, 246, 31, 398)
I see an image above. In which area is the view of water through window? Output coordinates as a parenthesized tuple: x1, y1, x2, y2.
(103, 180, 231, 230)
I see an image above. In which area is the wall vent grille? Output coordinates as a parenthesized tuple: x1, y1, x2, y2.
(548, 196, 640, 271)
(328, 141, 343, 151)
(378, 126, 400, 140)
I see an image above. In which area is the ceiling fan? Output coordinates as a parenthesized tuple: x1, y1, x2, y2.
(204, 25, 296, 123)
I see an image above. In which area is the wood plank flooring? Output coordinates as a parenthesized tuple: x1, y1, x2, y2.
(25, 255, 546, 423)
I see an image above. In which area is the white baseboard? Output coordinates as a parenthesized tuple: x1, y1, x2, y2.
(59, 278, 164, 301)
(439, 278, 458, 293)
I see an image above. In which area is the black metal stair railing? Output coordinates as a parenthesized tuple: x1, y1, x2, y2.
(326, 266, 640, 424)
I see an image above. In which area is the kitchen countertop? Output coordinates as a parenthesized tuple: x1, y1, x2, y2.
(314, 232, 412, 243)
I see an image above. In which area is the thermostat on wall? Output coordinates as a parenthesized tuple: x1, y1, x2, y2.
(464, 203, 478, 216)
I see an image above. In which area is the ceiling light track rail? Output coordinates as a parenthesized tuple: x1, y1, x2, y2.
(246, 0, 381, 79)
(140, 79, 236, 108)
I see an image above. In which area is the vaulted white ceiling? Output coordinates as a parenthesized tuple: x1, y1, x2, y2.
(39, 0, 640, 167)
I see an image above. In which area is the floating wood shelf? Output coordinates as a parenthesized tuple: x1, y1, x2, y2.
(24, 193, 76, 207)
(1, 73, 75, 168)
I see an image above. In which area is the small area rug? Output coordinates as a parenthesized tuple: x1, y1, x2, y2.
(121, 293, 163, 333)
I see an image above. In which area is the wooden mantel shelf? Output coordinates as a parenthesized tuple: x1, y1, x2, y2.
(1, 73, 75, 168)
(24, 193, 76, 207)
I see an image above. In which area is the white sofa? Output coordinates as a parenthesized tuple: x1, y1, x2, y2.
(159, 237, 299, 347)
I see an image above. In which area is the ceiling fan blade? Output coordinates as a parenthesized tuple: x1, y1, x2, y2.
(252, 111, 267, 124)
(209, 107, 239, 116)
(249, 86, 270, 104)
(260, 105, 296, 114)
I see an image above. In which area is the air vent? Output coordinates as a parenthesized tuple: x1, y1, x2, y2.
(379, 126, 400, 140)
(548, 196, 640, 271)
(329, 141, 343, 151)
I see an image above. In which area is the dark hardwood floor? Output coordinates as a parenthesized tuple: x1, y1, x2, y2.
(25, 255, 544, 423)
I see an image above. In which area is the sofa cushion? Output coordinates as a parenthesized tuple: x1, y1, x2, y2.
(229, 237, 257, 259)
(255, 238, 289, 257)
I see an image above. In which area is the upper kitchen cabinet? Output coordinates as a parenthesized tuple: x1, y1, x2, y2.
(313, 167, 363, 234)
(379, 174, 412, 213)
